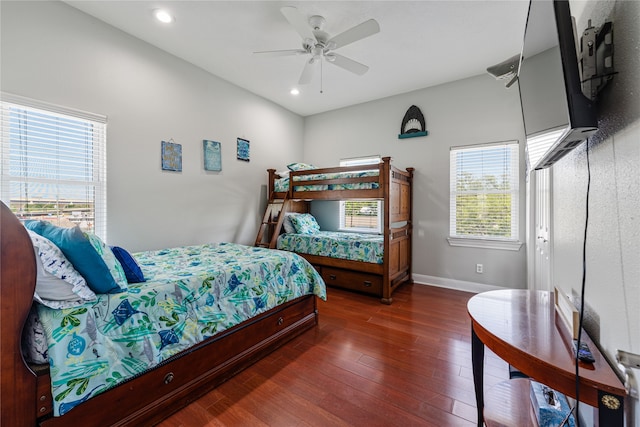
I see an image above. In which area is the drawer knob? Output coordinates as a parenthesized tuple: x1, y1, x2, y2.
(277, 317, 284, 326)
(363, 281, 372, 287)
(329, 274, 337, 280)
(164, 372, 174, 384)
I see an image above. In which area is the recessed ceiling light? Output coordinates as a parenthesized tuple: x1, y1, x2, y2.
(290, 88, 300, 95)
(153, 9, 174, 24)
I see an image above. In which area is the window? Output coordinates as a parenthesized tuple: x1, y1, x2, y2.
(339, 156, 381, 233)
(449, 141, 520, 250)
(0, 93, 107, 238)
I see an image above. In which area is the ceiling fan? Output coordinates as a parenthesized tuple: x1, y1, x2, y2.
(254, 6, 380, 85)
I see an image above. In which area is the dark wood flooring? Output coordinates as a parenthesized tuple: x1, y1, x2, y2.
(157, 283, 509, 426)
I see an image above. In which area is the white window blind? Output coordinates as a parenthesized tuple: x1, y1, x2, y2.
(0, 93, 107, 239)
(339, 156, 382, 233)
(449, 141, 519, 241)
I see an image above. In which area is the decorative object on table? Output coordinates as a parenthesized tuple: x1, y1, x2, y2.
(161, 139, 182, 172)
(237, 138, 250, 162)
(554, 286, 579, 339)
(530, 380, 575, 427)
(398, 105, 428, 139)
(203, 140, 222, 171)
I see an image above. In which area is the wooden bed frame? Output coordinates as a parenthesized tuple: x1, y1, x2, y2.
(0, 202, 319, 427)
(267, 157, 414, 304)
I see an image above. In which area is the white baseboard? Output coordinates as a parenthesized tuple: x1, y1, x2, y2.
(412, 273, 505, 294)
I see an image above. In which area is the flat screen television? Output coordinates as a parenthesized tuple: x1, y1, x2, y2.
(518, 0, 598, 170)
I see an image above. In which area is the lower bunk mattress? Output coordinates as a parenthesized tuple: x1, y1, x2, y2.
(33, 242, 326, 417)
(277, 231, 383, 264)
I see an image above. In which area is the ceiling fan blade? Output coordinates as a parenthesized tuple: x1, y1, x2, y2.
(253, 49, 307, 57)
(281, 6, 316, 43)
(328, 53, 369, 75)
(298, 58, 316, 85)
(327, 19, 380, 50)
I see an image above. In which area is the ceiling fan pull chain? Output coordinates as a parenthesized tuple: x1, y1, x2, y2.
(320, 60, 324, 94)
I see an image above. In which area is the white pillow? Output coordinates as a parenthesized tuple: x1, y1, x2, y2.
(27, 230, 97, 309)
(283, 212, 299, 234)
(276, 169, 290, 178)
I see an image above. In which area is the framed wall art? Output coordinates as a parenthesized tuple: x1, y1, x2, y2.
(203, 140, 222, 171)
(237, 138, 250, 162)
(161, 140, 182, 172)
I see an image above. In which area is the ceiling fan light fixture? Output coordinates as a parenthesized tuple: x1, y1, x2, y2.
(325, 54, 336, 63)
(290, 88, 300, 95)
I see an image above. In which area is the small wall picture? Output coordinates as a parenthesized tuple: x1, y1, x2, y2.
(237, 138, 250, 162)
(161, 140, 182, 172)
(203, 140, 222, 171)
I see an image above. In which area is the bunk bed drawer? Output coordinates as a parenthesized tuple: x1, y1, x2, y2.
(322, 267, 382, 295)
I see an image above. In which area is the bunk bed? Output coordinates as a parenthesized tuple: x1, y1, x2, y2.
(264, 157, 414, 304)
(0, 201, 326, 427)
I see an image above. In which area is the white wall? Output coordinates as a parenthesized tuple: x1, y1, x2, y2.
(553, 0, 639, 423)
(0, 0, 304, 252)
(303, 75, 528, 290)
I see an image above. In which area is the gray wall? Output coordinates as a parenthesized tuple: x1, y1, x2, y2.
(303, 75, 528, 290)
(0, 0, 304, 252)
(553, 0, 639, 423)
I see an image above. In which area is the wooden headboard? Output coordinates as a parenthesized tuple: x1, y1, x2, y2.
(1, 201, 38, 425)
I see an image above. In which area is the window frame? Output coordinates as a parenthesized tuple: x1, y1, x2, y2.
(338, 156, 382, 234)
(0, 93, 107, 239)
(448, 141, 522, 251)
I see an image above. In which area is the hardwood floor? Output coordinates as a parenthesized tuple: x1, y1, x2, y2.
(157, 284, 509, 427)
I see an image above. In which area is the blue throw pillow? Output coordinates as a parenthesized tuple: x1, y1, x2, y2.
(110, 246, 146, 283)
(24, 221, 124, 294)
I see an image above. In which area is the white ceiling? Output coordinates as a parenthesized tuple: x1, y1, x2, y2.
(64, 1, 530, 117)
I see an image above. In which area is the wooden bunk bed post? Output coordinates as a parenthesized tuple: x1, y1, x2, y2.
(381, 157, 392, 304)
(1, 201, 38, 427)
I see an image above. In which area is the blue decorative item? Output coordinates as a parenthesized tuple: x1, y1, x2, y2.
(237, 137, 250, 162)
(161, 139, 182, 171)
(203, 139, 222, 171)
(530, 380, 575, 427)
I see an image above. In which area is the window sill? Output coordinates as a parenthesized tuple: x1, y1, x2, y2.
(447, 237, 523, 251)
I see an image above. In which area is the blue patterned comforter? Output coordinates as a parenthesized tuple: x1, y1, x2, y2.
(277, 231, 383, 264)
(37, 243, 326, 416)
(275, 170, 380, 192)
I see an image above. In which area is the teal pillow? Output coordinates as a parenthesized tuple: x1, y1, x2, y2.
(24, 221, 124, 294)
(289, 213, 320, 234)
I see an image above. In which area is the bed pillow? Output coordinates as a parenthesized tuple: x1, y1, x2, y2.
(287, 162, 317, 172)
(24, 220, 124, 294)
(110, 246, 146, 283)
(282, 212, 299, 234)
(276, 169, 290, 178)
(85, 233, 128, 290)
(289, 213, 320, 235)
(26, 229, 97, 309)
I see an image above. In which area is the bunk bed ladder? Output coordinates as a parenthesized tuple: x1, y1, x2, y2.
(255, 193, 289, 249)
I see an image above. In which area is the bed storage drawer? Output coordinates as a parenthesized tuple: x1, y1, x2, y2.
(322, 267, 382, 295)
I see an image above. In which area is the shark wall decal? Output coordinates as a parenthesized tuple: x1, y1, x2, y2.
(399, 105, 428, 139)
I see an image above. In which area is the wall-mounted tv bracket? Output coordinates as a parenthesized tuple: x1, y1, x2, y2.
(580, 20, 615, 101)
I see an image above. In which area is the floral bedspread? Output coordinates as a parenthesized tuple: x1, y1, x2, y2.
(274, 170, 380, 192)
(37, 243, 326, 416)
(277, 231, 383, 264)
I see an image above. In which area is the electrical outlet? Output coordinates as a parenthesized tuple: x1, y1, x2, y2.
(617, 350, 640, 369)
(476, 264, 483, 274)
